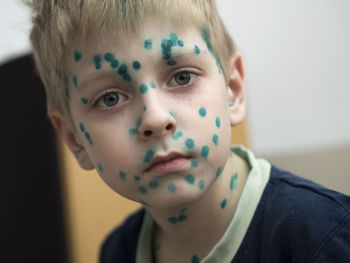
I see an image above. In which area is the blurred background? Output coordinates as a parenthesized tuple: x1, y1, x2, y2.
(1, 0, 349, 262)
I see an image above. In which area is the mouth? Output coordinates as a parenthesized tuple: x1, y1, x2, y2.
(144, 152, 191, 174)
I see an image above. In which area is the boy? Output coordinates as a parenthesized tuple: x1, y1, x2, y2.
(27, 0, 350, 262)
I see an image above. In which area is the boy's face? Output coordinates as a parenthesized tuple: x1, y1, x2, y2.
(59, 18, 244, 209)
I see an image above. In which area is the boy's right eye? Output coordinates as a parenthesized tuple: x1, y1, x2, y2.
(96, 91, 128, 108)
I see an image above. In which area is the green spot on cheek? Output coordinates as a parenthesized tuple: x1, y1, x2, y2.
(133, 61, 141, 70)
(74, 50, 82, 62)
(169, 111, 176, 118)
(150, 81, 156, 89)
(199, 107, 207, 117)
(149, 180, 159, 189)
(198, 179, 205, 190)
(201, 146, 209, 158)
(79, 123, 85, 132)
(168, 183, 176, 193)
(136, 117, 142, 128)
(216, 117, 221, 128)
(134, 176, 140, 181)
(138, 186, 147, 195)
(191, 255, 200, 263)
(98, 164, 104, 172)
(81, 97, 88, 104)
(129, 128, 137, 135)
(119, 171, 127, 181)
(185, 138, 195, 149)
(139, 84, 148, 94)
(185, 174, 195, 185)
(216, 167, 222, 177)
(221, 198, 227, 209)
(172, 130, 183, 140)
(177, 40, 184, 47)
(73, 75, 78, 88)
(168, 217, 178, 224)
(144, 149, 154, 163)
(194, 45, 200, 54)
(190, 159, 198, 168)
(144, 39, 152, 50)
(212, 134, 219, 146)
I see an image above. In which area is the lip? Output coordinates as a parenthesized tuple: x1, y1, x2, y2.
(144, 152, 191, 174)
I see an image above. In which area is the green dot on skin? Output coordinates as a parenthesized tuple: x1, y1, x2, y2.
(178, 214, 187, 221)
(169, 111, 176, 119)
(136, 117, 142, 127)
(199, 107, 207, 117)
(230, 172, 238, 191)
(212, 134, 219, 146)
(98, 164, 104, 172)
(194, 45, 200, 54)
(139, 84, 148, 94)
(110, 59, 119, 68)
(65, 87, 70, 99)
(168, 183, 176, 193)
(190, 159, 198, 168)
(84, 131, 93, 145)
(177, 39, 184, 47)
(138, 186, 147, 195)
(134, 176, 141, 181)
(119, 171, 127, 181)
(79, 123, 85, 132)
(73, 74, 78, 88)
(149, 180, 159, 189)
(150, 81, 156, 89)
(167, 60, 176, 66)
(201, 146, 209, 158)
(133, 61, 141, 70)
(74, 50, 82, 62)
(129, 128, 137, 135)
(191, 255, 200, 263)
(216, 117, 221, 128)
(168, 217, 178, 224)
(81, 97, 88, 104)
(216, 167, 222, 177)
(144, 39, 152, 50)
(198, 179, 205, 190)
(144, 149, 155, 163)
(104, 52, 114, 62)
(221, 198, 227, 209)
(172, 130, 183, 140)
(185, 138, 195, 149)
(170, 33, 178, 45)
(185, 174, 195, 185)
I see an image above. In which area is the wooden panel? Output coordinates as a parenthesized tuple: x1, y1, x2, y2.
(59, 121, 248, 263)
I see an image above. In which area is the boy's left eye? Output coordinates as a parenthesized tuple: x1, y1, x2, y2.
(96, 91, 128, 108)
(168, 71, 197, 86)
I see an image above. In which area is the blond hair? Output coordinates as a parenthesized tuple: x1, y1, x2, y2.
(27, 0, 236, 123)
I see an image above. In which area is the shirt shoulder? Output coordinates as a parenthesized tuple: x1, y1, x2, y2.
(99, 208, 145, 263)
(234, 165, 350, 263)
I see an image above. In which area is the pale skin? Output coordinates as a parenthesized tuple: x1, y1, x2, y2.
(51, 18, 249, 262)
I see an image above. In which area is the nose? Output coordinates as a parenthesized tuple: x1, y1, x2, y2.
(138, 100, 176, 139)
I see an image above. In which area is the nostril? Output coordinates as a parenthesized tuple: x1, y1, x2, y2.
(144, 130, 153, 136)
(165, 123, 173, 131)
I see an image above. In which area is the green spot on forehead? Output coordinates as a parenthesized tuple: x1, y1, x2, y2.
(167, 60, 176, 66)
(177, 40, 184, 47)
(133, 61, 141, 70)
(119, 171, 127, 181)
(144, 149, 154, 163)
(81, 97, 88, 104)
(185, 138, 195, 149)
(144, 39, 152, 50)
(220, 198, 227, 209)
(110, 59, 119, 68)
(168, 183, 176, 193)
(170, 33, 178, 45)
(74, 50, 82, 62)
(185, 174, 195, 185)
(134, 175, 141, 181)
(201, 27, 214, 53)
(149, 180, 159, 189)
(199, 107, 207, 117)
(139, 84, 148, 94)
(201, 146, 209, 158)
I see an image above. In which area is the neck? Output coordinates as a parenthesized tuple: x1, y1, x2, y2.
(146, 152, 250, 262)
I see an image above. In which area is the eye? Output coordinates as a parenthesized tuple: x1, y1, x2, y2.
(97, 92, 128, 108)
(169, 71, 197, 86)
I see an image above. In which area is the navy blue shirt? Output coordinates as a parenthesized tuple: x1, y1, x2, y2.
(100, 166, 350, 262)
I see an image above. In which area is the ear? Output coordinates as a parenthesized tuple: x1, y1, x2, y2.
(50, 110, 95, 170)
(226, 52, 246, 126)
